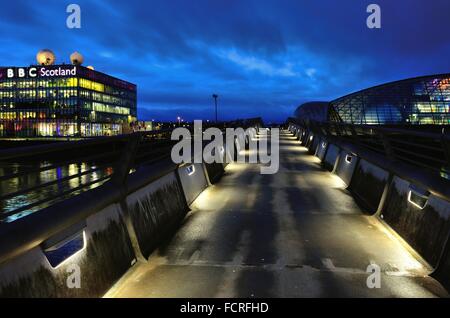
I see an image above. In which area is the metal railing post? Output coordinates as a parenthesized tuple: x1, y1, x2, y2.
(379, 131, 395, 160)
(111, 133, 142, 188)
(112, 133, 147, 262)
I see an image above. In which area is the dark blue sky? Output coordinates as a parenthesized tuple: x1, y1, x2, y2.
(1, 0, 449, 122)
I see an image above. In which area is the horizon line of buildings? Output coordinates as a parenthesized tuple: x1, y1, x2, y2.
(1, 52, 449, 138)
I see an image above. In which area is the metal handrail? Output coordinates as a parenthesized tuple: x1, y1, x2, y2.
(1, 174, 112, 220)
(0, 118, 263, 264)
(0, 118, 263, 222)
(288, 119, 450, 170)
(0, 128, 174, 161)
(0, 130, 175, 221)
(0, 150, 121, 181)
(0, 161, 174, 265)
(0, 163, 111, 201)
(286, 118, 450, 200)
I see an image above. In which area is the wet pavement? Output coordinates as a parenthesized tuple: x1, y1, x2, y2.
(105, 131, 448, 298)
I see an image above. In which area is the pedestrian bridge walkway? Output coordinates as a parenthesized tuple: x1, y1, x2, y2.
(105, 131, 447, 298)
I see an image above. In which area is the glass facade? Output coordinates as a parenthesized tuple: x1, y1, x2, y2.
(329, 74, 450, 125)
(0, 65, 137, 137)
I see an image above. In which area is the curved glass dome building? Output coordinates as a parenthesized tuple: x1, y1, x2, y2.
(330, 73, 450, 125)
(295, 73, 450, 125)
(294, 101, 330, 123)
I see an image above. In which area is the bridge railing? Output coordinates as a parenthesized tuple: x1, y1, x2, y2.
(0, 117, 263, 297)
(0, 117, 264, 223)
(0, 129, 174, 222)
(288, 118, 450, 180)
(287, 118, 450, 290)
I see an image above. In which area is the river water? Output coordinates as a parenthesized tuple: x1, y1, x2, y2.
(0, 161, 113, 222)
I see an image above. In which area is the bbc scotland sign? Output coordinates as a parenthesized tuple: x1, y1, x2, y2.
(3, 65, 77, 79)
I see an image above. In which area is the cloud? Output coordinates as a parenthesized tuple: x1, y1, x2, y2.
(0, 0, 449, 122)
(222, 50, 297, 77)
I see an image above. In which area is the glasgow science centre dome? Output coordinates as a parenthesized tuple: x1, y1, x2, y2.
(295, 73, 450, 125)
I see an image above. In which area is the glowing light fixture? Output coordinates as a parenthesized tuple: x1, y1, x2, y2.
(345, 154, 353, 164)
(43, 230, 87, 269)
(407, 185, 429, 209)
(186, 165, 195, 176)
(440, 166, 450, 180)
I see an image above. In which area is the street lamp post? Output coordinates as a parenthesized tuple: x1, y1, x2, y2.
(212, 94, 218, 123)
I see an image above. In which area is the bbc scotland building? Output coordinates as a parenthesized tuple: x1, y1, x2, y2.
(0, 52, 137, 137)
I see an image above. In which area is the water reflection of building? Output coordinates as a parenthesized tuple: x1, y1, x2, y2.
(295, 74, 450, 125)
(0, 51, 137, 137)
(0, 162, 112, 222)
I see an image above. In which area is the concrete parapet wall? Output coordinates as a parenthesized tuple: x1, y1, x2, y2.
(126, 172, 188, 258)
(334, 151, 358, 187)
(178, 163, 208, 205)
(433, 239, 450, 291)
(304, 132, 313, 149)
(382, 176, 450, 268)
(308, 134, 319, 155)
(323, 144, 340, 171)
(299, 130, 307, 144)
(288, 125, 450, 290)
(349, 159, 389, 214)
(0, 159, 212, 297)
(0, 204, 134, 297)
(315, 139, 328, 161)
(204, 162, 225, 184)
